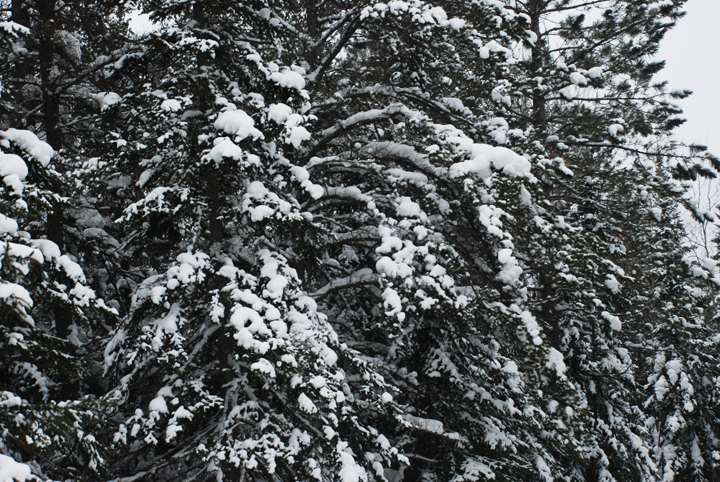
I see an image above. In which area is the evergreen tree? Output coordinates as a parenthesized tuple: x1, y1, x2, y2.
(1, 20, 117, 481)
(1, 0, 718, 480)
(0, 122, 112, 481)
(92, 2, 406, 480)
(494, 0, 720, 479)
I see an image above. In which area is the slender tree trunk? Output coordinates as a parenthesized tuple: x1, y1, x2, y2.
(10, 0, 32, 124)
(37, 0, 64, 255)
(189, 2, 224, 243)
(35, 0, 72, 339)
(305, 0, 319, 38)
(37, 0, 61, 149)
(539, 272, 561, 350)
(527, 0, 547, 132)
(304, 0, 320, 69)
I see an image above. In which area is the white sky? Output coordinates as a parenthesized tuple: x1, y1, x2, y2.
(657, 0, 720, 157)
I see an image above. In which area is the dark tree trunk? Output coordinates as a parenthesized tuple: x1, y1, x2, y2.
(527, 0, 547, 132)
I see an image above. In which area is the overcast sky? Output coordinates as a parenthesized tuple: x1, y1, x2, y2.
(658, 0, 720, 157)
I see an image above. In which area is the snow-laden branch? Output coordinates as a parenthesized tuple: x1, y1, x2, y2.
(303, 103, 415, 162)
(363, 141, 444, 177)
(310, 268, 379, 300)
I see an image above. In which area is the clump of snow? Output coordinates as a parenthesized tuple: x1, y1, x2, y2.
(337, 441, 367, 482)
(270, 69, 306, 90)
(519, 186, 532, 205)
(251, 358, 276, 377)
(151, 303, 182, 351)
(525, 30, 538, 45)
(649, 207, 662, 221)
(605, 274, 620, 294)
(519, 310, 542, 345)
(654, 375, 668, 401)
(268, 103, 293, 124)
(0, 454, 32, 482)
(298, 393, 318, 413)
(214, 110, 263, 140)
(287, 125, 311, 148)
(608, 124, 624, 137)
(502, 361, 518, 374)
(0, 213, 18, 235)
(546, 348, 567, 379)
(382, 287, 405, 322)
(449, 142, 531, 179)
(587, 66, 604, 79)
(448, 18, 466, 30)
(58, 255, 86, 281)
(601, 311, 622, 331)
(569, 72, 587, 86)
(290, 166, 324, 199)
(0, 282, 33, 309)
(396, 197, 423, 217)
(0, 21, 30, 35)
(160, 99, 182, 112)
(205, 138, 243, 162)
(30, 239, 61, 260)
(97, 92, 122, 111)
(0, 152, 27, 179)
(496, 249, 523, 285)
(265, 275, 288, 298)
(1, 129, 54, 166)
(246, 181, 269, 197)
(497, 248, 513, 264)
(251, 205, 275, 222)
(149, 395, 169, 414)
(558, 86, 573, 100)
(290, 166, 310, 183)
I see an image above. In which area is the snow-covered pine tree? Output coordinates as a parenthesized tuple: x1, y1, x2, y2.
(489, 0, 720, 479)
(260, 0, 720, 479)
(1, 0, 140, 328)
(92, 2, 408, 480)
(237, 0, 581, 479)
(0, 21, 117, 480)
(2, 0, 716, 480)
(1, 61, 115, 482)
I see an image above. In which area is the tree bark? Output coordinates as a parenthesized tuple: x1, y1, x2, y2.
(526, 0, 547, 132)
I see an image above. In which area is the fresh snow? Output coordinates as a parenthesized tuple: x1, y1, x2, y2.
(269, 69, 306, 90)
(1, 129, 54, 165)
(214, 110, 263, 140)
(0, 454, 32, 482)
(0, 152, 29, 179)
(449, 142, 532, 179)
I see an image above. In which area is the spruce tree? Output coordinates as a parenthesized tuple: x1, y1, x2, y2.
(2, 0, 718, 480)
(0, 101, 112, 482)
(495, 0, 720, 479)
(92, 2, 407, 480)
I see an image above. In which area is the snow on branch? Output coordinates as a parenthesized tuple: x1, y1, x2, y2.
(305, 103, 415, 161)
(311, 268, 379, 300)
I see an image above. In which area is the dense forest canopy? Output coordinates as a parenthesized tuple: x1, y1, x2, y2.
(1, 0, 719, 481)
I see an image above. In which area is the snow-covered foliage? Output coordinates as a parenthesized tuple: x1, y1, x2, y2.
(0, 129, 112, 480)
(1, 0, 719, 481)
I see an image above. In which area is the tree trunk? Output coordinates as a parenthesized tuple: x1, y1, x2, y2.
(37, 0, 61, 149)
(527, 0, 547, 132)
(35, 0, 72, 339)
